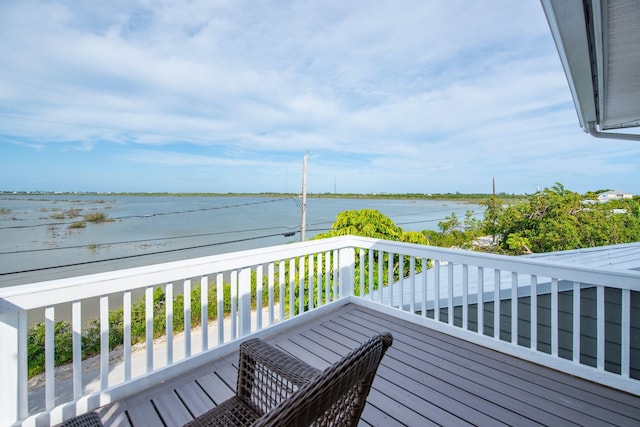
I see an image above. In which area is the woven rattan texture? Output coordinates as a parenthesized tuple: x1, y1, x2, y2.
(186, 333, 392, 427)
(58, 411, 103, 427)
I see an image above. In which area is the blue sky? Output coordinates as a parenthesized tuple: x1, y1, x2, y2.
(2, 0, 640, 195)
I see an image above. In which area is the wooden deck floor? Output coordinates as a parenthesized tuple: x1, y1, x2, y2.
(95, 303, 640, 426)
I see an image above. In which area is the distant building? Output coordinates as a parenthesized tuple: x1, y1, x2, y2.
(598, 190, 633, 202)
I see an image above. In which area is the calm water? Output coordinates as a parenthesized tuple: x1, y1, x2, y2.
(0, 195, 482, 287)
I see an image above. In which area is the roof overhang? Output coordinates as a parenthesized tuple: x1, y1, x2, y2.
(541, 0, 640, 141)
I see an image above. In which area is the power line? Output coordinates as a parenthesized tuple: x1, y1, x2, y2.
(0, 223, 302, 255)
(0, 231, 299, 276)
(0, 211, 485, 255)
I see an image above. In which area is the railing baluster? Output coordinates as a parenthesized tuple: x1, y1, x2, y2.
(621, 289, 630, 377)
(597, 285, 605, 370)
(123, 290, 132, 381)
(279, 261, 286, 322)
(512, 272, 518, 345)
(72, 301, 82, 400)
(462, 264, 468, 329)
(368, 249, 374, 300)
(201, 275, 208, 350)
(494, 269, 501, 340)
(530, 275, 537, 351)
(231, 270, 238, 339)
(388, 252, 394, 307)
(325, 251, 331, 304)
(145, 286, 154, 372)
(268, 262, 275, 326)
(399, 254, 404, 310)
(256, 266, 263, 330)
(359, 248, 365, 298)
(332, 250, 339, 299)
(573, 282, 581, 363)
(216, 273, 224, 345)
(448, 263, 454, 325)
(551, 278, 559, 357)
(100, 296, 109, 389)
(421, 258, 427, 318)
(317, 253, 323, 307)
(378, 251, 384, 305)
(298, 257, 305, 314)
(434, 261, 440, 321)
(45, 306, 55, 410)
(308, 255, 315, 310)
(478, 266, 484, 335)
(289, 258, 296, 318)
(409, 256, 416, 313)
(166, 283, 173, 365)
(184, 279, 192, 358)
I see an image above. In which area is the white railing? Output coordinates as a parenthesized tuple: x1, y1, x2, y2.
(1, 236, 639, 425)
(347, 238, 640, 395)
(0, 237, 352, 426)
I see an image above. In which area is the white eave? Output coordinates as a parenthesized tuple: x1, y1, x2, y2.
(541, 0, 640, 140)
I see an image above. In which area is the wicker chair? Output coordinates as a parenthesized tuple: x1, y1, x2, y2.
(58, 411, 103, 427)
(185, 332, 393, 427)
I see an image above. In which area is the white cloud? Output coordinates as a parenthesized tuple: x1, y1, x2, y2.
(0, 0, 639, 194)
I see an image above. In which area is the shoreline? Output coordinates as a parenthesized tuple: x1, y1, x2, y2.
(0, 191, 524, 203)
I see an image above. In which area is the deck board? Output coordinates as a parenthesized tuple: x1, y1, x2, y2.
(348, 307, 640, 425)
(97, 303, 640, 426)
(174, 381, 215, 418)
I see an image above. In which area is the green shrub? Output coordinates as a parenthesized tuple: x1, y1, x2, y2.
(28, 321, 74, 377)
(83, 212, 108, 222)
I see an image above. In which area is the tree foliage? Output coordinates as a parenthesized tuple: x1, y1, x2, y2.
(424, 211, 483, 248)
(489, 183, 640, 254)
(315, 208, 430, 244)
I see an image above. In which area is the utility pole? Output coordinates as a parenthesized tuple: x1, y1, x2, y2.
(300, 151, 308, 242)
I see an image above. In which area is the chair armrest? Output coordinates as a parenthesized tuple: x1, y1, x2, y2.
(236, 338, 321, 414)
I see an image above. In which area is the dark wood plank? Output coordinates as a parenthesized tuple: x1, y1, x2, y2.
(348, 309, 594, 424)
(346, 306, 640, 424)
(152, 391, 193, 427)
(334, 310, 587, 425)
(175, 381, 215, 418)
(310, 323, 516, 425)
(196, 372, 235, 404)
(125, 400, 163, 427)
(368, 374, 477, 427)
(360, 402, 414, 427)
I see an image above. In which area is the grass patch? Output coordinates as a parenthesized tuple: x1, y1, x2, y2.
(66, 208, 82, 218)
(83, 212, 109, 222)
(69, 222, 86, 229)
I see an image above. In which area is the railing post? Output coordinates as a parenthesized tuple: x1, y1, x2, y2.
(0, 308, 26, 425)
(339, 246, 355, 297)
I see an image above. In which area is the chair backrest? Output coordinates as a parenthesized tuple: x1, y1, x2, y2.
(253, 332, 393, 427)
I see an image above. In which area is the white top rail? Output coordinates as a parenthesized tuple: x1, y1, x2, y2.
(2, 236, 639, 313)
